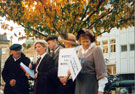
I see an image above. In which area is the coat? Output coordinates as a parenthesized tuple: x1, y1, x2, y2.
(75, 45, 108, 94)
(49, 46, 75, 94)
(2, 53, 30, 94)
(34, 54, 55, 94)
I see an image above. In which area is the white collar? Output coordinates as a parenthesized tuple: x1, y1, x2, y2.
(50, 46, 60, 54)
(54, 46, 60, 53)
(38, 52, 47, 59)
(36, 52, 47, 73)
(13, 56, 21, 61)
(81, 43, 96, 54)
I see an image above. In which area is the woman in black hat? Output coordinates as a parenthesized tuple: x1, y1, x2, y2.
(75, 28, 108, 94)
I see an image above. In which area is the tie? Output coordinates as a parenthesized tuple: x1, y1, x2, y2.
(34, 57, 41, 94)
(35, 57, 41, 72)
(52, 51, 55, 57)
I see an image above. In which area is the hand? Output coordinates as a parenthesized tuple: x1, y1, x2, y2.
(28, 63, 33, 69)
(59, 77, 67, 85)
(9, 79, 16, 86)
(98, 91, 103, 94)
(35, 73, 38, 79)
(67, 69, 71, 75)
(25, 72, 31, 78)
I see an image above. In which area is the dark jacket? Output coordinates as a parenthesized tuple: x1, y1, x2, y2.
(2, 53, 30, 94)
(35, 54, 55, 94)
(49, 46, 75, 94)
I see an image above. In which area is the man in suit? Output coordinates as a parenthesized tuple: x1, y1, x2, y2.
(46, 35, 63, 94)
(2, 44, 30, 94)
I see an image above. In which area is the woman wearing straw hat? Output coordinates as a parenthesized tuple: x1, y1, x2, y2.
(75, 28, 108, 94)
(27, 40, 55, 94)
(58, 33, 78, 94)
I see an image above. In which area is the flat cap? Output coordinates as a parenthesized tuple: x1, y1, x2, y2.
(46, 35, 58, 41)
(10, 44, 22, 51)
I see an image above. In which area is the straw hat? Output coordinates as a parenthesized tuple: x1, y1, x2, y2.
(34, 40, 48, 49)
(59, 33, 79, 46)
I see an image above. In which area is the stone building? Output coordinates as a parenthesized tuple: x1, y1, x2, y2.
(0, 34, 10, 85)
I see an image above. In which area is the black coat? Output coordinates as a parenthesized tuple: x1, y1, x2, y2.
(35, 54, 55, 94)
(2, 53, 30, 94)
(49, 46, 75, 94)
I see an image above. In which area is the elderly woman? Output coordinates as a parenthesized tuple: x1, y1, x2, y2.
(58, 33, 78, 94)
(28, 40, 55, 94)
(75, 29, 108, 94)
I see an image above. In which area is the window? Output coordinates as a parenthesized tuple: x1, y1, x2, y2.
(130, 44, 135, 51)
(121, 45, 127, 52)
(2, 48, 6, 54)
(107, 65, 116, 75)
(103, 40, 108, 53)
(110, 39, 116, 52)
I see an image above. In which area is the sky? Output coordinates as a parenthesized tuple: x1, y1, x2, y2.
(0, 17, 26, 44)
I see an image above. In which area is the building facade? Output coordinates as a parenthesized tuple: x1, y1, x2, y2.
(0, 34, 10, 85)
(97, 27, 135, 93)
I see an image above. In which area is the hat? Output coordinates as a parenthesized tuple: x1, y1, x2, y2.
(34, 40, 48, 48)
(46, 35, 58, 41)
(59, 33, 79, 46)
(10, 44, 22, 51)
(76, 28, 95, 42)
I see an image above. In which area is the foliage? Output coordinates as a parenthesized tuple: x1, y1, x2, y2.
(0, 0, 134, 39)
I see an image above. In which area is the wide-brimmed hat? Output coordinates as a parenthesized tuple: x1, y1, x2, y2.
(34, 40, 48, 49)
(76, 28, 95, 42)
(59, 33, 79, 46)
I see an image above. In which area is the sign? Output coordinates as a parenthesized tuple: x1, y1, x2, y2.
(20, 62, 35, 78)
(58, 48, 82, 81)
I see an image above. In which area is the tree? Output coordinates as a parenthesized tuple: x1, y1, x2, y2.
(0, 0, 134, 39)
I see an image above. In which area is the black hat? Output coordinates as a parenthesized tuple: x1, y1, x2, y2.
(10, 44, 22, 51)
(46, 35, 58, 41)
(76, 28, 95, 42)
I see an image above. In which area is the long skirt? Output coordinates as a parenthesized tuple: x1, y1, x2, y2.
(75, 74, 98, 94)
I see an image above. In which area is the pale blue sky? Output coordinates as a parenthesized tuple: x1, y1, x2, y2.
(0, 17, 26, 44)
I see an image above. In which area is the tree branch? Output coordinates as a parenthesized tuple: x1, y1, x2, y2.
(1, 4, 46, 37)
(88, 8, 113, 29)
(80, 0, 104, 28)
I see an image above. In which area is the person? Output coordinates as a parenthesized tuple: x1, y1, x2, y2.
(2, 44, 30, 94)
(58, 33, 79, 94)
(75, 28, 108, 94)
(30, 40, 55, 94)
(46, 35, 63, 66)
(46, 35, 63, 94)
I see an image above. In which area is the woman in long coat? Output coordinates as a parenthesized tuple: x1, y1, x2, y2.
(31, 40, 55, 94)
(75, 28, 108, 94)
